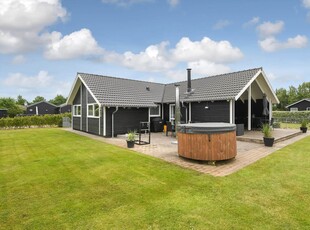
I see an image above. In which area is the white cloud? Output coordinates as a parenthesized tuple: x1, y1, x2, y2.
(44, 29, 103, 60)
(243, 17, 260, 27)
(259, 35, 308, 52)
(0, 0, 67, 32)
(165, 61, 231, 81)
(172, 37, 243, 63)
(213, 20, 231, 30)
(103, 41, 175, 72)
(2, 71, 71, 100)
(256, 21, 284, 38)
(101, 0, 152, 7)
(167, 0, 180, 7)
(302, 0, 310, 8)
(12, 55, 26, 64)
(0, 0, 67, 54)
(188, 60, 231, 76)
(100, 36, 243, 80)
(4, 71, 53, 88)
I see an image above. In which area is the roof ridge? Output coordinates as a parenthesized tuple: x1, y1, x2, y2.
(163, 67, 263, 86)
(27, 100, 57, 107)
(78, 67, 262, 86)
(77, 72, 165, 86)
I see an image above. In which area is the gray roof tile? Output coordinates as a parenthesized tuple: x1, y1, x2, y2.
(78, 68, 262, 107)
(79, 73, 165, 107)
(163, 68, 262, 103)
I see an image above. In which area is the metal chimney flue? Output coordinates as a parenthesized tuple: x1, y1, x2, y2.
(187, 68, 191, 93)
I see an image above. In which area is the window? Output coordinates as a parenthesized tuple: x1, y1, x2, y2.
(169, 104, 175, 121)
(150, 105, 160, 117)
(87, 104, 99, 117)
(73, 105, 81, 116)
(290, 107, 298, 112)
(307, 107, 310, 111)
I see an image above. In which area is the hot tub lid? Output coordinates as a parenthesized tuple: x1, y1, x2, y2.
(178, 122, 236, 133)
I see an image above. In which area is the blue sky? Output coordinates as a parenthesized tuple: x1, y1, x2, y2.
(0, 0, 309, 101)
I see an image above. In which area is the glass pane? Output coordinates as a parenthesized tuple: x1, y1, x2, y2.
(94, 104, 99, 117)
(77, 106, 81, 115)
(150, 105, 159, 116)
(171, 105, 175, 119)
(88, 105, 93, 116)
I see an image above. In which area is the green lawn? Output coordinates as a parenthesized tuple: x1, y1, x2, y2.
(278, 122, 302, 129)
(0, 129, 309, 229)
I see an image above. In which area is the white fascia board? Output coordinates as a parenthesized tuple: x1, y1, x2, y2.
(77, 74, 101, 105)
(260, 70, 280, 104)
(235, 70, 261, 101)
(66, 74, 81, 105)
(285, 99, 310, 108)
(27, 100, 57, 108)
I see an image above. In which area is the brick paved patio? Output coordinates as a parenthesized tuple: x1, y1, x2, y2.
(66, 129, 309, 177)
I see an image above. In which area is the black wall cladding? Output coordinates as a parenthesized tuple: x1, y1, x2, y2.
(106, 107, 148, 137)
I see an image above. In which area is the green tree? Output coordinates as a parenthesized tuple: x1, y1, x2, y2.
(49, 94, 67, 106)
(275, 88, 288, 111)
(32, 96, 46, 104)
(297, 82, 310, 100)
(287, 86, 298, 105)
(0, 97, 25, 117)
(275, 81, 310, 110)
(16, 95, 28, 106)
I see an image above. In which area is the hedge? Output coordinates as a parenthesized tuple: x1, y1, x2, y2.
(273, 111, 310, 123)
(0, 113, 71, 129)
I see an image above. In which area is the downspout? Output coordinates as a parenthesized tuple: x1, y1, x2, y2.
(112, 106, 119, 138)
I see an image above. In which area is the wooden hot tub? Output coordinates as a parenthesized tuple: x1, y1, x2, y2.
(178, 123, 236, 161)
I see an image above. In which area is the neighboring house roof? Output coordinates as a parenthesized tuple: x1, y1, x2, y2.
(59, 103, 70, 108)
(285, 98, 310, 108)
(27, 100, 57, 108)
(67, 67, 279, 107)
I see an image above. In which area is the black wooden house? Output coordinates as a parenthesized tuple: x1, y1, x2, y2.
(286, 98, 310, 111)
(26, 101, 59, 115)
(67, 68, 279, 137)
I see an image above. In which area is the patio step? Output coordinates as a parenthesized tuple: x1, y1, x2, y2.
(237, 130, 302, 144)
(237, 136, 264, 144)
(274, 131, 303, 143)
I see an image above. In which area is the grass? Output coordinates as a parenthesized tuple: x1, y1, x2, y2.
(0, 128, 310, 229)
(278, 122, 302, 129)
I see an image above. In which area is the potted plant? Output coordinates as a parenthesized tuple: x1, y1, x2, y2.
(300, 120, 308, 133)
(262, 123, 274, 147)
(126, 130, 136, 148)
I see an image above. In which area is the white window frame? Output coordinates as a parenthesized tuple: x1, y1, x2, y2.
(73, 105, 81, 117)
(149, 104, 161, 117)
(169, 104, 175, 122)
(290, 107, 298, 112)
(87, 103, 100, 118)
(306, 107, 310, 111)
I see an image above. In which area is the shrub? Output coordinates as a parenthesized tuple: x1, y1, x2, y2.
(0, 113, 71, 129)
(127, 130, 136, 141)
(301, 120, 308, 128)
(262, 123, 272, 138)
(273, 122, 280, 128)
(273, 111, 310, 123)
